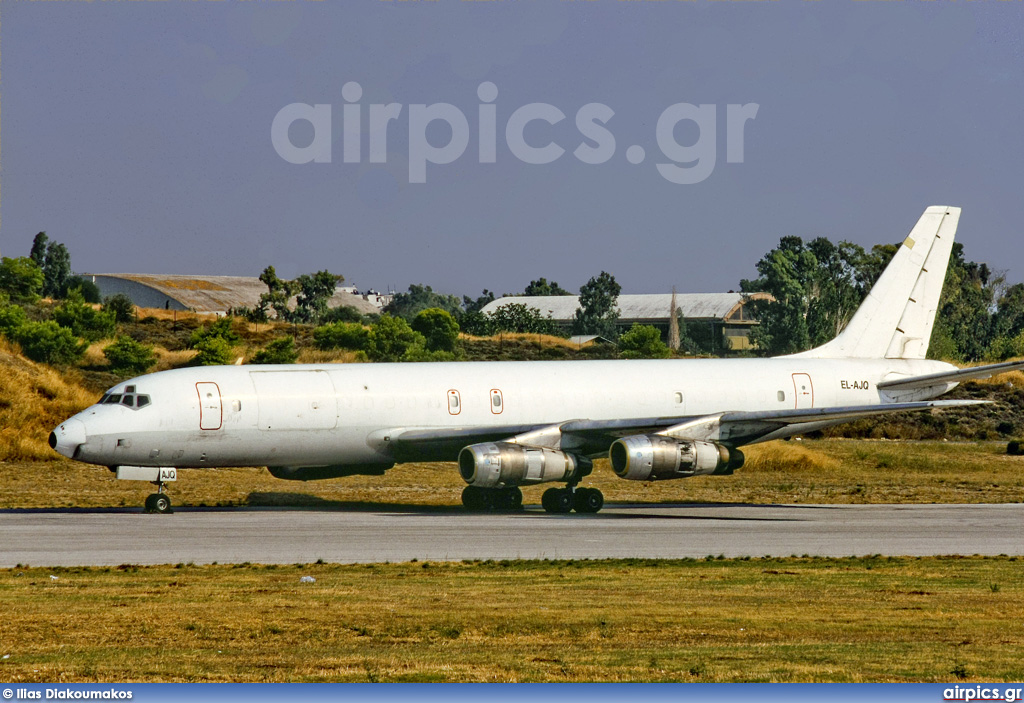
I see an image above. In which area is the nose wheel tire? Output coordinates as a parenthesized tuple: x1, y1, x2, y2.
(144, 493, 173, 514)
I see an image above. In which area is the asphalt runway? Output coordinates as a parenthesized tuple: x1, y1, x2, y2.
(2, 502, 1022, 567)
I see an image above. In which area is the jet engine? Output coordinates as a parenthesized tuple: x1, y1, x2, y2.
(459, 442, 589, 488)
(609, 435, 743, 481)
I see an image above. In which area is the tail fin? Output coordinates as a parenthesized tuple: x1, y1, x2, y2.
(793, 206, 960, 360)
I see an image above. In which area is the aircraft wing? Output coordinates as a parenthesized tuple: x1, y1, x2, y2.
(392, 399, 987, 459)
(877, 360, 1024, 391)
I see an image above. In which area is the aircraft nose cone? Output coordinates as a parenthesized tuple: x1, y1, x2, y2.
(50, 418, 87, 459)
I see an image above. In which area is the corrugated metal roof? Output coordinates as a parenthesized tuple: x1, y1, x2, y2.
(481, 293, 750, 322)
(90, 274, 381, 315)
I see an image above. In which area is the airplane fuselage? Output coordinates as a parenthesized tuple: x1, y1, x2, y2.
(53, 356, 956, 472)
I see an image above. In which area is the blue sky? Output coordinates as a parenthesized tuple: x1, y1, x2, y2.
(2, 0, 1022, 298)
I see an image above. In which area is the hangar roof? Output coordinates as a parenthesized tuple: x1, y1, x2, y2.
(481, 293, 767, 323)
(89, 274, 382, 315)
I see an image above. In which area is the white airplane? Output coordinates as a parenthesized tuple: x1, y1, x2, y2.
(50, 206, 1024, 514)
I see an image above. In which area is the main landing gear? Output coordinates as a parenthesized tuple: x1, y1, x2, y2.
(461, 485, 523, 511)
(144, 482, 173, 514)
(541, 486, 604, 514)
(461, 484, 604, 513)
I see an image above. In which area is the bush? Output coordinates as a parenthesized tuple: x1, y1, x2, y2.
(412, 308, 460, 352)
(618, 323, 671, 359)
(0, 303, 28, 338)
(102, 293, 137, 323)
(250, 336, 299, 365)
(53, 289, 117, 341)
(366, 315, 425, 362)
(313, 322, 369, 351)
(194, 336, 235, 366)
(190, 317, 241, 348)
(61, 277, 102, 303)
(103, 335, 156, 375)
(321, 305, 366, 324)
(15, 321, 87, 365)
(1008, 440, 1024, 456)
(0, 257, 44, 303)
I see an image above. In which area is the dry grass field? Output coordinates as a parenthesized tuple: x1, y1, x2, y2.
(0, 557, 1021, 682)
(1, 439, 1021, 510)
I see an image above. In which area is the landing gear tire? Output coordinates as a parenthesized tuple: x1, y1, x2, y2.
(499, 486, 523, 511)
(144, 493, 172, 514)
(573, 487, 604, 514)
(541, 487, 574, 514)
(462, 485, 485, 510)
(462, 485, 523, 512)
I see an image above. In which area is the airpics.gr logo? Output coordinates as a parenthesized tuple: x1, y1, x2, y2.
(944, 687, 1024, 702)
(271, 82, 758, 184)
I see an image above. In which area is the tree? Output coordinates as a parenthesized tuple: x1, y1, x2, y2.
(314, 321, 370, 351)
(572, 271, 620, 339)
(63, 276, 102, 303)
(257, 266, 297, 321)
(292, 270, 343, 324)
(523, 278, 571, 296)
(103, 293, 137, 323)
(15, 321, 87, 365)
(53, 288, 116, 341)
(989, 283, 1024, 359)
(487, 303, 561, 335)
(0, 257, 44, 303)
(741, 237, 874, 356)
(462, 289, 496, 315)
(928, 243, 999, 362)
(103, 336, 157, 374)
(42, 242, 72, 299)
(366, 314, 425, 361)
(618, 323, 671, 359)
(384, 284, 462, 321)
(29, 232, 49, 268)
(250, 336, 299, 364)
(411, 308, 460, 352)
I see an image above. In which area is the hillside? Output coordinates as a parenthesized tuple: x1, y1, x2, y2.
(0, 339, 98, 460)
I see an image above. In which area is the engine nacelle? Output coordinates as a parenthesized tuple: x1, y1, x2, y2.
(459, 442, 589, 488)
(268, 463, 393, 481)
(609, 435, 743, 481)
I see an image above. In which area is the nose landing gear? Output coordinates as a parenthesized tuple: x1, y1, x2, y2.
(144, 482, 173, 514)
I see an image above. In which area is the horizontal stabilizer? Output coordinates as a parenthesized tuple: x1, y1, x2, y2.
(877, 360, 1024, 391)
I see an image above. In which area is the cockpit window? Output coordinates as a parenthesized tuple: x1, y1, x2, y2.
(98, 392, 152, 409)
(125, 385, 136, 394)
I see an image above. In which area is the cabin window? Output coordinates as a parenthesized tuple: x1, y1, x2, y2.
(231, 399, 241, 412)
(490, 389, 503, 414)
(674, 392, 684, 404)
(777, 391, 786, 402)
(447, 390, 461, 415)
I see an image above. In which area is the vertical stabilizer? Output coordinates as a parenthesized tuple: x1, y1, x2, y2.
(792, 206, 960, 360)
